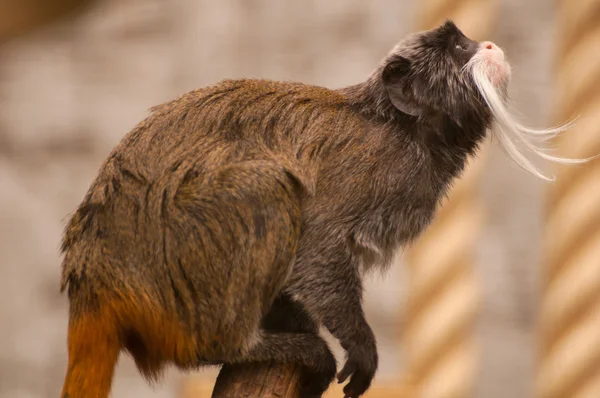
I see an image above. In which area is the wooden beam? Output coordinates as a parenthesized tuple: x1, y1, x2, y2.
(210, 362, 302, 398)
(181, 372, 410, 398)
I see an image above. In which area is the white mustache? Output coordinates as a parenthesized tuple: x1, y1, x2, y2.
(462, 54, 592, 182)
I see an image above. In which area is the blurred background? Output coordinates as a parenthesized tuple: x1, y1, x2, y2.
(0, 0, 598, 397)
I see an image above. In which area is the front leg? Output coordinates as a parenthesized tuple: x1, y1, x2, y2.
(285, 243, 378, 398)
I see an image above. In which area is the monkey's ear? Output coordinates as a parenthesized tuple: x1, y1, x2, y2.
(381, 57, 425, 116)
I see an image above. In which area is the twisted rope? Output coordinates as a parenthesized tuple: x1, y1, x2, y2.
(536, 2, 600, 398)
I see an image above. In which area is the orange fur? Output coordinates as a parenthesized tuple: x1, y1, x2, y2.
(60, 305, 120, 398)
(112, 292, 202, 378)
(61, 289, 205, 398)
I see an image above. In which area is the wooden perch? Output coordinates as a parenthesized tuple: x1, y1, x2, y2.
(179, 364, 406, 397)
(211, 362, 303, 398)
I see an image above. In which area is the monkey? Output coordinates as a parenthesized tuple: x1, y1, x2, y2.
(59, 20, 581, 398)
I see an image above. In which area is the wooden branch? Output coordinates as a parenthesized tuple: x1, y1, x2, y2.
(181, 371, 412, 397)
(211, 362, 302, 398)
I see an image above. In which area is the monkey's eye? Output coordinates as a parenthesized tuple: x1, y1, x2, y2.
(455, 44, 466, 51)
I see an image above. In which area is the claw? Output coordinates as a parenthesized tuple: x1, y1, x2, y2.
(336, 362, 356, 384)
(343, 386, 356, 398)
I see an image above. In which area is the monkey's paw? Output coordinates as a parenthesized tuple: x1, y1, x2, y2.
(299, 343, 337, 398)
(336, 343, 378, 398)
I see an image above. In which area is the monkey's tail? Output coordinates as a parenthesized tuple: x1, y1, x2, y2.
(60, 306, 121, 398)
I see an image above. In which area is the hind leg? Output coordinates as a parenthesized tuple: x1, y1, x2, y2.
(260, 294, 333, 396)
(211, 295, 335, 397)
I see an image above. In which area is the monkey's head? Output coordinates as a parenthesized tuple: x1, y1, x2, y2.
(379, 20, 585, 181)
(381, 20, 509, 125)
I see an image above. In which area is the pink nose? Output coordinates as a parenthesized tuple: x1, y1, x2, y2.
(481, 41, 499, 51)
(480, 41, 504, 57)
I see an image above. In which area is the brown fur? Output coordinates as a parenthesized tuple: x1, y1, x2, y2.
(60, 21, 492, 398)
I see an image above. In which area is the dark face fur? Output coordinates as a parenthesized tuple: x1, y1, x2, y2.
(372, 20, 569, 182)
(375, 21, 510, 128)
